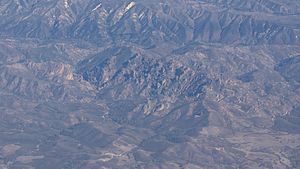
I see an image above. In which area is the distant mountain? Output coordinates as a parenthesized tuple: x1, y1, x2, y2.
(0, 0, 300, 169)
(1, 0, 300, 47)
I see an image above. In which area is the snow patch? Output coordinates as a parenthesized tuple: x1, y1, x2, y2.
(92, 3, 102, 12)
(64, 0, 69, 8)
(125, 1, 136, 12)
(115, 1, 136, 22)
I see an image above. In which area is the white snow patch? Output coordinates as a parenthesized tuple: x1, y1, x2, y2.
(116, 1, 136, 21)
(64, 0, 69, 8)
(92, 3, 102, 12)
(125, 1, 136, 12)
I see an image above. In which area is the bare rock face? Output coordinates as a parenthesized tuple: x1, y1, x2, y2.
(0, 0, 300, 169)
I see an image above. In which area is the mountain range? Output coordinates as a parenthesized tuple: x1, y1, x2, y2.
(0, 0, 300, 168)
